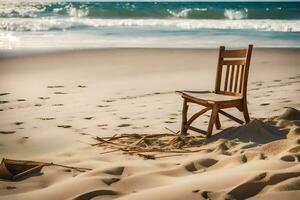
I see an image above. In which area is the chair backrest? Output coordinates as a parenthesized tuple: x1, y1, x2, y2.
(214, 44, 253, 98)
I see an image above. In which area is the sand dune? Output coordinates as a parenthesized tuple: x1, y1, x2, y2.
(0, 48, 299, 199)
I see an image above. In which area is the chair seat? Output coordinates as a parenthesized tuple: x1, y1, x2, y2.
(177, 91, 242, 104)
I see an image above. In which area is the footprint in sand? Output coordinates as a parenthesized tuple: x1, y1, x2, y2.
(281, 100, 291, 103)
(78, 85, 87, 88)
(288, 146, 300, 153)
(17, 99, 26, 101)
(52, 104, 63, 106)
(120, 117, 130, 120)
(280, 155, 299, 162)
(97, 124, 108, 127)
(132, 125, 149, 129)
(0, 93, 10, 96)
(17, 136, 29, 144)
(38, 97, 50, 100)
(0, 131, 16, 134)
(260, 153, 267, 160)
(260, 103, 270, 106)
(102, 178, 120, 186)
(104, 166, 124, 175)
(34, 104, 42, 107)
(83, 117, 94, 120)
(103, 99, 115, 103)
(0, 109, 3, 111)
(0, 101, 9, 104)
(47, 85, 64, 88)
(57, 125, 72, 128)
(97, 105, 110, 108)
(288, 76, 300, 80)
(201, 191, 211, 199)
(38, 117, 55, 120)
(164, 121, 176, 124)
(5, 186, 16, 190)
(131, 126, 140, 129)
(53, 92, 67, 95)
(117, 124, 131, 127)
(13, 122, 24, 126)
(241, 154, 248, 163)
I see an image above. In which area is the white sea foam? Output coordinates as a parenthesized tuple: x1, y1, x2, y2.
(224, 9, 248, 20)
(0, 32, 20, 49)
(67, 7, 89, 18)
(0, 2, 46, 17)
(168, 8, 192, 18)
(167, 8, 207, 18)
(1, 18, 299, 32)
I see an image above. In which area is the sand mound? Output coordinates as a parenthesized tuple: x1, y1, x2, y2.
(207, 119, 287, 144)
(279, 107, 300, 120)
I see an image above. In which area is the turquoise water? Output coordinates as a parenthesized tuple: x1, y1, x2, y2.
(1, 1, 300, 49)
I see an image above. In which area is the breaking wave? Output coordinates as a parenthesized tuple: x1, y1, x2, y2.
(1, 18, 299, 32)
(0, 2, 299, 20)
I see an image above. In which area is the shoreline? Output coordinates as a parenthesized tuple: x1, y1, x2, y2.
(1, 46, 300, 59)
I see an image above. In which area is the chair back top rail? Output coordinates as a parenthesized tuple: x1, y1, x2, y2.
(215, 45, 253, 97)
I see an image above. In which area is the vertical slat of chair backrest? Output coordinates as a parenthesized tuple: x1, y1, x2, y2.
(216, 44, 253, 96)
(224, 65, 230, 91)
(234, 65, 240, 92)
(215, 46, 225, 94)
(241, 45, 253, 97)
(229, 64, 235, 92)
(239, 65, 245, 93)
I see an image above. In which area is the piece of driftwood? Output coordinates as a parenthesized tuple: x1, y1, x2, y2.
(95, 132, 206, 159)
(177, 45, 253, 138)
(0, 158, 91, 180)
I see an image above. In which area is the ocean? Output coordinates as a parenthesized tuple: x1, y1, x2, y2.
(1, 1, 300, 50)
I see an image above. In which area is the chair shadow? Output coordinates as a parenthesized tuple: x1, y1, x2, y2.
(205, 119, 288, 145)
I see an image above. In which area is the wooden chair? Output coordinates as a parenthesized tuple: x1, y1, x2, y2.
(177, 45, 253, 138)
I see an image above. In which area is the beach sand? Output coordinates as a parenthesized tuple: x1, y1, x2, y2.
(0, 48, 299, 199)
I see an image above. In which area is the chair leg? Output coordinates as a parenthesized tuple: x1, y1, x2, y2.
(181, 99, 188, 135)
(207, 106, 218, 138)
(215, 112, 221, 130)
(243, 100, 250, 123)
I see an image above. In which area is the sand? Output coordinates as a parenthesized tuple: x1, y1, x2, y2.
(0, 48, 299, 199)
